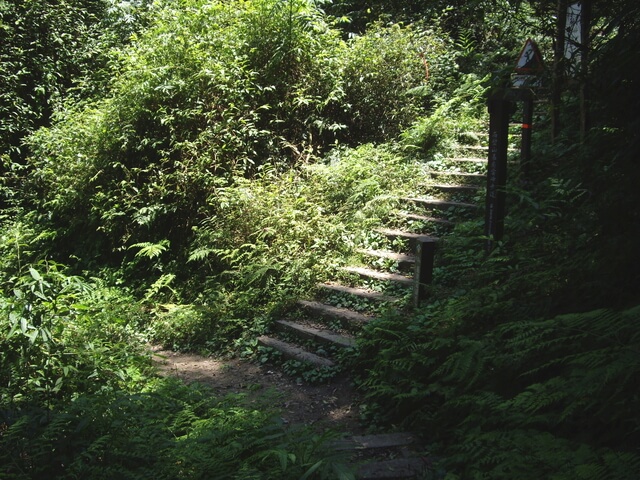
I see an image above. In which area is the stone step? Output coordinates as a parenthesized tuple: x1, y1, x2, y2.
(318, 282, 399, 303)
(257, 335, 335, 367)
(341, 266, 414, 286)
(274, 320, 356, 348)
(297, 299, 373, 324)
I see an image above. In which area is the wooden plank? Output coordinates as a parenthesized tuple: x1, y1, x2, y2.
(274, 320, 355, 348)
(257, 336, 335, 367)
(297, 300, 373, 324)
(444, 156, 487, 163)
(393, 211, 454, 226)
(424, 170, 486, 180)
(318, 282, 398, 303)
(429, 183, 480, 193)
(403, 197, 478, 210)
(358, 248, 415, 264)
(334, 433, 417, 451)
(341, 266, 414, 286)
(357, 458, 428, 479)
(375, 227, 438, 242)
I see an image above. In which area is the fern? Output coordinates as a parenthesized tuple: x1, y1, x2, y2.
(187, 246, 215, 263)
(129, 240, 170, 259)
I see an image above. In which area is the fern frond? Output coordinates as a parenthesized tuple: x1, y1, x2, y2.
(129, 240, 170, 259)
(187, 247, 215, 263)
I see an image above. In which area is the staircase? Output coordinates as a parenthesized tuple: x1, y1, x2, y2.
(255, 132, 492, 478)
(257, 135, 488, 369)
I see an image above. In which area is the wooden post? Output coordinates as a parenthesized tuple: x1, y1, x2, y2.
(521, 93, 533, 165)
(485, 91, 511, 252)
(413, 238, 435, 308)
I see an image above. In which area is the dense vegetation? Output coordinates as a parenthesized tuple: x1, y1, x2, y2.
(1, 0, 639, 478)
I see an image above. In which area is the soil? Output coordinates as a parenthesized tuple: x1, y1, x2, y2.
(150, 346, 366, 435)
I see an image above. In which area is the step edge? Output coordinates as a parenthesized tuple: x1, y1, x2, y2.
(393, 212, 454, 225)
(318, 282, 399, 303)
(357, 248, 416, 263)
(341, 266, 414, 286)
(403, 197, 478, 209)
(297, 299, 373, 323)
(257, 335, 335, 367)
(275, 319, 356, 348)
(374, 227, 440, 241)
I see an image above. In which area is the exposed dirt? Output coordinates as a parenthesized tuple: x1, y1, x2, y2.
(150, 346, 366, 435)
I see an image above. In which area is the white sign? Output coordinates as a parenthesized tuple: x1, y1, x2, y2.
(565, 2, 583, 75)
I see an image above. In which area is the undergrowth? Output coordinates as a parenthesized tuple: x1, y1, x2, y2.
(0, 217, 354, 479)
(351, 127, 640, 478)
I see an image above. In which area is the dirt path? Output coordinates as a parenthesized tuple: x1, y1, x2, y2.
(151, 346, 366, 435)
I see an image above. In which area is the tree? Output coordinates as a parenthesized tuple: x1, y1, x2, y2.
(0, 0, 151, 209)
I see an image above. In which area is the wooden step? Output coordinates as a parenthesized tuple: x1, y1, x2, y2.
(274, 320, 356, 348)
(428, 183, 480, 193)
(444, 156, 487, 163)
(424, 170, 486, 181)
(341, 266, 413, 286)
(333, 432, 417, 451)
(403, 197, 478, 210)
(318, 282, 399, 303)
(375, 227, 438, 242)
(332, 433, 428, 479)
(374, 227, 438, 251)
(257, 336, 335, 367)
(297, 299, 373, 324)
(357, 458, 429, 479)
(358, 248, 415, 271)
(394, 211, 454, 226)
(458, 145, 488, 152)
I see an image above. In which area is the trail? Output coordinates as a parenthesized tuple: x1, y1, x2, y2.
(151, 346, 365, 435)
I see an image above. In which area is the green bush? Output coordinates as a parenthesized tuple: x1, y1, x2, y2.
(0, 260, 150, 409)
(339, 21, 458, 143)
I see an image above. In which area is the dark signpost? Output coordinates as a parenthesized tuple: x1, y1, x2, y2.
(485, 39, 544, 252)
(512, 38, 543, 173)
(485, 92, 512, 252)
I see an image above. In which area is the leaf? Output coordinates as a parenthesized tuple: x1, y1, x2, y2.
(27, 330, 39, 344)
(29, 267, 42, 281)
(300, 460, 324, 479)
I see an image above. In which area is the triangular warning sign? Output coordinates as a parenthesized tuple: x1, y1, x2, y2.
(515, 38, 544, 74)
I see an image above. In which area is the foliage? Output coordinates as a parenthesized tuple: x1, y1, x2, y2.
(0, 262, 150, 408)
(0, 219, 353, 478)
(401, 73, 489, 155)
(0, 379, 354, 479)
(4, 1, 640, 478)
(338, 21, 458, 143)
(0, 0, 152, 208)
(355, 304, 640, 479)
(326, 0, 539, 73)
